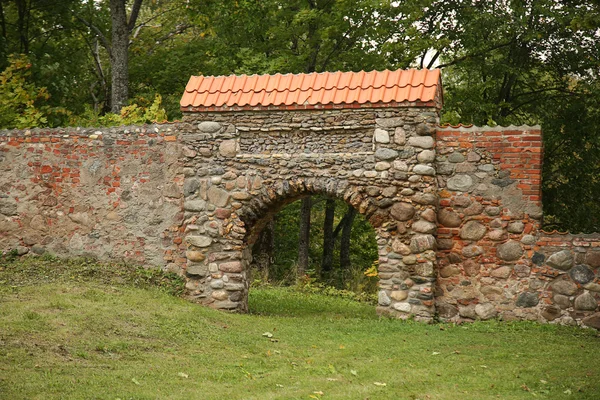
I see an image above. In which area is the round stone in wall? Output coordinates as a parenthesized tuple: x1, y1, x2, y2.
(412, 220, 437, 234)
(569, 264, 595, 285)
(374, 128, 390, 143)
(574, 292, 598, 311)
(438, 209, 462, 227)
(459, 221, 487, 241)
(378, 290, 391, 306)
(496, 241, 523, 261)
(547, 250, 574, 271)
(447, 174, 473, 192)
(390, 202, 415, 221)
(516, 292, 539, 308)
(375, 148, 399, 160)
(417, 150, 435, 163)
(198, 121, 221, 133)
(475, 303, 497, 320)
(413, 165, 435, 176)
(552, 280, 578, 296)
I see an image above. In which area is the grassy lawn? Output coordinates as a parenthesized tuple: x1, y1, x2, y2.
(0, 257, 599, 399)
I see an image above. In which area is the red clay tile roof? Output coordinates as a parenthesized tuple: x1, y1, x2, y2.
(180, 69, 442, 112)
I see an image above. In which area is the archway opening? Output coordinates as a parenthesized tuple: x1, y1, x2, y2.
(247, 194, 379, 307)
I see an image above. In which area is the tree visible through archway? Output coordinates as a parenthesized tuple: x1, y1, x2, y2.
(250, 195, 379, 300)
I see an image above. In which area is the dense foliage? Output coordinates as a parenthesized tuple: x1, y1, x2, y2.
(0, 0, 598, 231)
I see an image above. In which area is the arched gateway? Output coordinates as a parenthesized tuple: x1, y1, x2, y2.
(179, 69, 443, 320)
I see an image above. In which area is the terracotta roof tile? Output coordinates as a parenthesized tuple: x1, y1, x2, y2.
(180, 68, 442, 111)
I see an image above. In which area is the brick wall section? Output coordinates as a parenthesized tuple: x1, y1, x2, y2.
(435, 125, 599, 328)
(0, 125, 185, 268)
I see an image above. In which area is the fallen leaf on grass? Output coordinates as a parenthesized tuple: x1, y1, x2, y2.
(373, 382, 387, 387)
(131, 378, 140, 385)
(350, 370, 358, 376)
(177, 372, 188, 378)
(431, 352, 440, 356)
(262, 332, 273, 338)
(327, 378, 338, 381)
(563, 389, 572, 395)
(276, 384, 284, 388)
(521, 384, 530, 392)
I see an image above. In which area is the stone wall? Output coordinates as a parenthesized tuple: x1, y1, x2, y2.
(0, 125, 185, 267)
(180, 107, 441, 319)
(434, 125, 600, 328)
(1, 115, 599, 328)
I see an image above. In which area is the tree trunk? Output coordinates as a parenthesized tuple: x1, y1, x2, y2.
(252, 218, 275, 282)
(109, 0, 130, 113)
(297, 196, 312, 278)
(340, 205, 356, 270)
(321, 198, 335, 275)
(16, 0, 29, 53)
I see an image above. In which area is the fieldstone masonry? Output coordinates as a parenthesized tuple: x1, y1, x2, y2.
(1, 109, 599, 328)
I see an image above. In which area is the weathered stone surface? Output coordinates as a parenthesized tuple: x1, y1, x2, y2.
(413, 192, 437, 205)
(552, 280, 578, 296)
(417, 150, 435, 163)
(375, 148, 399, 160)
(547, 250, 574, 270)
(574, 292, 597, 311)
(462, 245, 483, 258)
(0, 198, 18, 216)
(390, 202, 415, 221)
(412, 220, 436, 234)
(394, 127, 406, 145)
(415, 123, 436, 136)
(374, 128, 390, 143)
(541, 305, 561, 321)
(207, 186, 230, 207)
(186, 235, 212, 248)
(448, 152, 465, 163)
(507, 221, 525, 233)
(532, 252, 545, 265)
(392, 239, 412, 255)
(410, 235, 436, 253)
(463, 259, 481, 276)
(198, 121, 221, 133)
(184, 200, 206, 212)
(496, 241, 523, 261)
(390, 290, 408, 301)
(569, 264, 595, 285)
(407, 136, 435, 149)
(186, 250, 206, 262)
(516, 292, 539, 308)
(582, 313, 600, 330)
(447, 175, 473, 192)
(437, 303, 458, 318)
(220, 261, 243, 273)
(459, 221, 487, 241)
(219, 140, 237, 157)
(212, 290, 229, 300)
(491, 266, 512, 279)
(586, 252, 600, 268)
(488, 229, 508, 241)
(378, 290, 391, 306)
(459, 305, 477, 319)
(475, 303, 497, 320)
(438, 209, 462, 227)
(187, 264, 208, 276)
(375, 161, 391, 171)
(553, 294, 571, 309)
(413, 165, 435, 176)
(440, 266, 460, 278)
(183, 178, 200, 197)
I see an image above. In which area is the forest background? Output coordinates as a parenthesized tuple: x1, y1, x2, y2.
(1, 0, 598, 289)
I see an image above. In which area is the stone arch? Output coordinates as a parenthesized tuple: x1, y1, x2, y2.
(184, 172, 439, 321)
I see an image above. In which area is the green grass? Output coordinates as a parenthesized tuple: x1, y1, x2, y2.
(0, 257, 599, 399)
